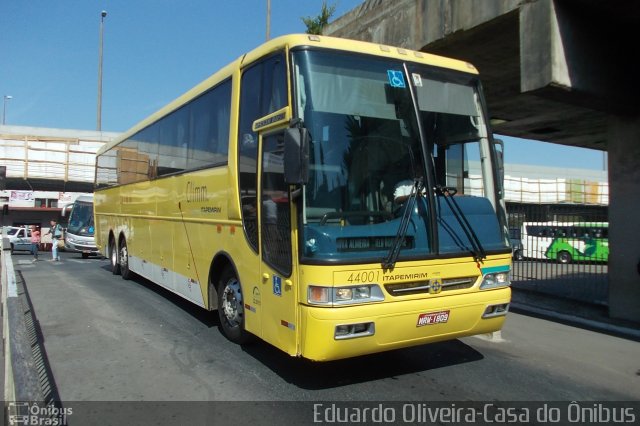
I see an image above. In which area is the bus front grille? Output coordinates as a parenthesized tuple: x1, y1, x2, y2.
(384, 276, 478, 296)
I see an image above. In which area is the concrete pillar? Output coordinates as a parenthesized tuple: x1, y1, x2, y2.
(607, 115, 640, 323)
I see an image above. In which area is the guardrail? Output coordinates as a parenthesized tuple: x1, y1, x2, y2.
(1, 237, 44, 420)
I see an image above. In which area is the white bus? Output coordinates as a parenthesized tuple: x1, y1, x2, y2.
(62, 194, 99, 258)
(520, 221, 609, 263)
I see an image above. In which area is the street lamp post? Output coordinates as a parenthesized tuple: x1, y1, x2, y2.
(97, 10, 107, 131)
(266, 0, 271, 41)
(2, 95, 12, 125)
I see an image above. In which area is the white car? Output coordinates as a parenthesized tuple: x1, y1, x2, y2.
(3, 226, 33, 254)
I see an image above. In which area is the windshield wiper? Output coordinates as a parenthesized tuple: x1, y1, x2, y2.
(435, 185, 486, 263)
(383, 178, 423, 270)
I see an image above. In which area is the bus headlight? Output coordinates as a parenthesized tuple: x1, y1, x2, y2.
(308, 284, 384, 306)
(479, 271, 511, 290)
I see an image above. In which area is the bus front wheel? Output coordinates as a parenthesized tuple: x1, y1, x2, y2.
(513, 249, 523, 261)
(217, 266, 251, 345)
(557, 251, 572, 264)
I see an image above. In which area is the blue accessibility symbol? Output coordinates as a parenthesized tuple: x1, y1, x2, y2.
(273, 275, 282, 297)
(387, 70, 406, 88)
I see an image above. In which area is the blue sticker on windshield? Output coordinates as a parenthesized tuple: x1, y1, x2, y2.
(387, 70, 406, 88)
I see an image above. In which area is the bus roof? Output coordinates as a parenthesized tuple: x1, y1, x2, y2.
(522, 221, 608, 227)
(97, 33, 479, 157)
(74, 194, 94, 203)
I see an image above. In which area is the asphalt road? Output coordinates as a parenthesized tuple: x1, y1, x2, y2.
(11, 251, 640, 424)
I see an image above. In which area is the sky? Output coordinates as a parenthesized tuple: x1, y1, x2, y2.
(0, 0, 605, 171)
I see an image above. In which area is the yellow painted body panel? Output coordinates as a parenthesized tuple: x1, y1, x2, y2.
(299, 287, 510, 361)
(95, 166, 243, 306)
(295, 255, 511, 361)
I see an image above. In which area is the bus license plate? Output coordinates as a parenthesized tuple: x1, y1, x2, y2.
(417, 310, 450, 327)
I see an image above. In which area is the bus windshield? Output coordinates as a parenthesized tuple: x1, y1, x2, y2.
(292, 49, 508, 263)
(67, 201, 95, 237)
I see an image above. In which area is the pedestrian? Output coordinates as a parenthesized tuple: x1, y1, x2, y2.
(46, 219, 62, 261)
(30, 225, 41, 262)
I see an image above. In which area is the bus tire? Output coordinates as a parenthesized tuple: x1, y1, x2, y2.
(557, 251, 572, 264)
(109, 237, 120, 275)
(514, 249, 523, 261)
(217, 266, 251, 345)
(119, 238, 132, 280)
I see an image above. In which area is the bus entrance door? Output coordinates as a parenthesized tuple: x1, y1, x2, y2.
(259, 132, 298, 356)
(259, 262, 298, 356)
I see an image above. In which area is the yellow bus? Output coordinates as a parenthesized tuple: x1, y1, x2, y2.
(94, 34, 511, 361)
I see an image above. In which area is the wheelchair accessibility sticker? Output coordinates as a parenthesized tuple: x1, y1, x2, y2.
(387, 70, 406, 88)
(273, 275, 282, 297)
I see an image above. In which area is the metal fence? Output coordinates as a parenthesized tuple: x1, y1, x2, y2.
(507, 202, 609, 306)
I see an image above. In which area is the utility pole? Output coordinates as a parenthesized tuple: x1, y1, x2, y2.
(266, 0, 271, 41)
(2, 95, 12, 125)
(97, 10, 107, 131)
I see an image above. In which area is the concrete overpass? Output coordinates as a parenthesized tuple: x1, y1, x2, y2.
(0, 125, 117, 193)
(326, 0, 640, 323)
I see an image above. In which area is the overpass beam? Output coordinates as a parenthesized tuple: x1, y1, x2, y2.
(521, 0, 637, 115)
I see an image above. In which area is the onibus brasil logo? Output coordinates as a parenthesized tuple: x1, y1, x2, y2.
(7, 402, 72, 426)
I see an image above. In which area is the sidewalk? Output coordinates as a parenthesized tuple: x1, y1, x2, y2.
(510, 287, 640, 341)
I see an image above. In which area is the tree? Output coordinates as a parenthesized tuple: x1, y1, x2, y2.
(302, 1, 337, 35)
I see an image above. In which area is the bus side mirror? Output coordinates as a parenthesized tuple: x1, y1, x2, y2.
(284, 126, 310, 185)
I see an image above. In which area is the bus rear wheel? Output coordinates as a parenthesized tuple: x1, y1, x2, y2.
(109, 237, 120, 275)
(119, 238, 132, 280)
(557, 251, 572, 264)
(217, 266, 251, 345)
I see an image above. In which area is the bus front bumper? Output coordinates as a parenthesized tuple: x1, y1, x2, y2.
(64, 240, 99, 255)
(299, 287, 511, 361)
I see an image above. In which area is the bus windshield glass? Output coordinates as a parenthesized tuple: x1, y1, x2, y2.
(67, 201, 95, 237)
(292, 49, 508, 263)
(408, 63, 506, 254)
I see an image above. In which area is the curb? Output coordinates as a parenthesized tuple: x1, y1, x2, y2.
(510, 302, 640, 342)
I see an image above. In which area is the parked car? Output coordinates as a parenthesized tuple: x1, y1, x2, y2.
(3, 226, 33, 254)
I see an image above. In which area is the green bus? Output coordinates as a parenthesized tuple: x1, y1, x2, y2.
(520, 221, 608, 264)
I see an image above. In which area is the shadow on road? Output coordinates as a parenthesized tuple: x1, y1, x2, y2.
(240, 338, 484, 390)
(99, 264, 219, 328)
(16, 269, 63, 405)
